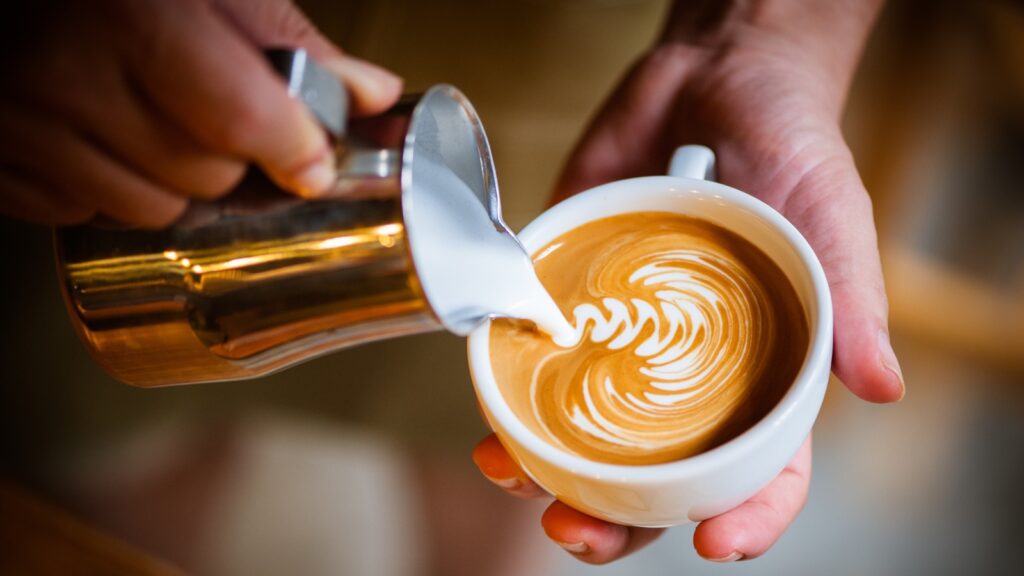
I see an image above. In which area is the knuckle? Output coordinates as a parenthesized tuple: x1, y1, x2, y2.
(216, 0, 321, 47)
(188, 161, 247, 200)
(641, 43, 700, 78)
(211, 88, 276, 153)
(278, 133, 327, 177)
(136, 196, 189, 229)
(52, 203, 98, 226)
(850, 184, 875, 214)
(272, 1, 318, 45)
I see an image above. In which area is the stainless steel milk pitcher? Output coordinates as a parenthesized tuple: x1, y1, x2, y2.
(54, 49, 513, 387)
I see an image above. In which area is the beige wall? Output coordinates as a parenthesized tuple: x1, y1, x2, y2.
(301, 0, 669, 228)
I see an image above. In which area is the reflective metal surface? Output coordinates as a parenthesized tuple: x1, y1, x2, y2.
(267, 48, 348, 138)
(54, 46, 517, 387)
(54, 80, 460, 387)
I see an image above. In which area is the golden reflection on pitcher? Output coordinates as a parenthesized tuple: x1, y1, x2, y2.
(490, 212, 808, 465)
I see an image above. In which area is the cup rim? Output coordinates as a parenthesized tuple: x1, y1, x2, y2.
(468, 175, 833, 483)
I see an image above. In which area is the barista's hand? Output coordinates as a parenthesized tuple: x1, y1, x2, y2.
(475, 0, 901, 563)
(555, 29, 903, 412)
(474, 433, 812, 564)
(0, 0, 401, 228)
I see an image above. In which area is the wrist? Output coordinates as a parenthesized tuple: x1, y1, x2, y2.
(658, 0, 885, 106)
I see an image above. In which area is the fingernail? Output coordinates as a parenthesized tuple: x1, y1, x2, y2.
(482, 474, 545, 498)
(708, 551, 744, 563)
(878, 329, 905, 398)
(293, 148, 335, 197)
(482, 474, 521, 490)
(556, 541, 589, 555)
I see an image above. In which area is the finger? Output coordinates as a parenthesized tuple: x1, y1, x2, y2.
(34, 55, 246, 201)
(101, 102, 247, 201)
(58, 135, 187, 228)
(124, 0, 334, 197)
(471, 434, 546, 499)
(693, 435, 812, 562)
(98, 89, 247, 201)
(213, 0, 403, 116)
(0, 105, 186, 228)
(541, 501, 664, 565)
(0, 169, 95, 226)
(553, 45, 696, 203)
(321, 58, 404, 116)
(833, 279, 905, 403)
(781, 152, 905, 402)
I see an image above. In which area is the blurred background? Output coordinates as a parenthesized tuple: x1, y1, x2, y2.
(1, 0, 1022, 574)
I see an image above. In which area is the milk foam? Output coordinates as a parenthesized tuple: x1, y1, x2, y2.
(489, 213, 807, 465)
(404, 134, 572, 341)
(552, 248, 766, 451)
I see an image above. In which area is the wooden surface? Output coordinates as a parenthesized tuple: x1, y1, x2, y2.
(0, 481, 185, 576)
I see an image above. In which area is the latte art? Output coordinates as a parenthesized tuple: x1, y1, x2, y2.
(490, 212, 808, 465)
(559, 247, 776, 452)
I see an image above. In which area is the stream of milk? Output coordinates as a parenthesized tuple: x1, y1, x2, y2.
(404, 145, 575, 345)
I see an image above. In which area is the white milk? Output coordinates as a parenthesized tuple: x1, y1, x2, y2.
(404, 148, 575, 346)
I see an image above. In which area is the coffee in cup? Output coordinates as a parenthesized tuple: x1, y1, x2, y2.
(468, 145, 832, 526)
(489, 211, 808, 465)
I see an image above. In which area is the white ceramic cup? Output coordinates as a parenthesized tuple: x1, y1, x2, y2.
(468, 145, 833, 527)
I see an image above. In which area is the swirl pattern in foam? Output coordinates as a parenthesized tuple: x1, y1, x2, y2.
(490, 212, 808, 465)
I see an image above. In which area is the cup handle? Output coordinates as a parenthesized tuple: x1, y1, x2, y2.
(668, 145, 717, 181)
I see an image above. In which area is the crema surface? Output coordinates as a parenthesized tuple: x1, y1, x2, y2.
(490, 212, 808, 465)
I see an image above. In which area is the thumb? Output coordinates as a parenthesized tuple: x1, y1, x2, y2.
(779, 150, 905, 403)
(213, 0, 402, 115)
(553, 46, 694, 204)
